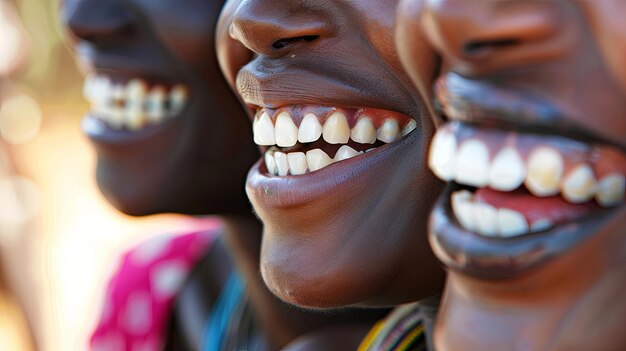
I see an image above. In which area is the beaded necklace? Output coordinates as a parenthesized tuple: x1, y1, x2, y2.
(357, 303, 427, 351)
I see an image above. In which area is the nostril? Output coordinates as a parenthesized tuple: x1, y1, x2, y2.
(463, 38, 521, 56)
(272, 35, 319, 50)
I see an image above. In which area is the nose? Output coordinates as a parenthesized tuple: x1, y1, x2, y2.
(62, 0, 135, 43)
(230, 0, 333, 57)
(422, 0, 566, 75)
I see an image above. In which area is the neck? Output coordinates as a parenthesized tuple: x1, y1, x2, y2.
(434, 220, 626, 351)
(221, 215, 309, 349)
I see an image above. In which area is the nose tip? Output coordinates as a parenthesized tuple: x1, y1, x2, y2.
(422, 0, 562, 73)
(230, 0, 331, 57)
(63, 0, 135, 42)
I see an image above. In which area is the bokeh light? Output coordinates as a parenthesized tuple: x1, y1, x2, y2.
(0, 93, 42, 145)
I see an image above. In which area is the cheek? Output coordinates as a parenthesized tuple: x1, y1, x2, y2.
(602, 39, 626, 95)
(584, 1, 626, 94)
(396, 10, 439, 100)
(140, 3, 219, 67)
(158, 24, 215, 67)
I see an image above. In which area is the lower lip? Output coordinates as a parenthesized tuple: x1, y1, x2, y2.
(247, 130, 418, 208)
(81, 112, 181, 145)
(429, 183, 622, 280)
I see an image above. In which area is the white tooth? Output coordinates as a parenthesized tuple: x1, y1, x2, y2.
(474, 202, 498, 237)
(275, 112, 298, 147)
(125, 107, 146, 130)
(366, 148, 376, 153)
(265, 153, 277, 175)
(530, 218, 553, 233)
(562, 164, 597, 204)
(488, 147, 526, 191)
(350, 117, 376, 144)
(298, 113, 322, 143)
(287, 152, 307, 175)
(91, 103, 109, 119)
(112, 84, 124, 103)
(95, 77, 112, 106)
(455, 139, 490, 187)
(525, 147, 564, 197)
(497, 208, 529, 238)
(323, 112, 350, 144)
(107, 107, 124, 129)
(83, 75, 96, 101)
(274, 152, 289, 176)
(146, 86, 166, 123)
(377, 119, 400, 143)
(306, 149, 334, 172)
(334, 145, 362, 161)
(451, 190, 478, 232)
(428, 129, 457, 181)
(253, 115, 260, 144)
(169, 85, 188, 115)
(125, 79, 147, 100)
(105, 85, 124, 129)
(596, 173, 625, 208)
(253, 112, 275, 146)
(402, 120, 417, 136)
(125, 79, 147, 130)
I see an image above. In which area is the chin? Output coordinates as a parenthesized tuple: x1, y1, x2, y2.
(248, 126, 446, 308)
(96, 162, 168, 216)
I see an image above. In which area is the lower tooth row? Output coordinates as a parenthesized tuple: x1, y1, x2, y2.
(265, 145, 364, 176)
(451, 190, 552, 238)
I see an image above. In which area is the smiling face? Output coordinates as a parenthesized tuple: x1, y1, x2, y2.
(218, 0, 445, 308)
(61, 0, 258, 216)
(397, 0, 626, 349)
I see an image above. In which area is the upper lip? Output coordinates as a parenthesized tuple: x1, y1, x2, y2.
(236, 58, 418, 119)
(75, 43, 177, 80)
(436, 72, 625, 152)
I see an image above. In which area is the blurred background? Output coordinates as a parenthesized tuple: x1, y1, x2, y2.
(1, 0, 192, 349)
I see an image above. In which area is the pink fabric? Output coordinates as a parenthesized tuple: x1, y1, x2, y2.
(90, 220, 221, 351)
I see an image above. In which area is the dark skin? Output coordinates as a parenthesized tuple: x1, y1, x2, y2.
(61, 0, 258, 216)
(397, 0, 626, 349)
(61, 0, 388, 349)
(218, 0, 446, 310)
(169, 217, 388, 350)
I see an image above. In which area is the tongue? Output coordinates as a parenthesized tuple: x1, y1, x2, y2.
(474, 188, 600, 225)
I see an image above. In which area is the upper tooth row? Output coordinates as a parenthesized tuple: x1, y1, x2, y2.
(429, 129, 625, 208)
(253, 111, 417, 147)
(265, 145, 365, 176)
(451, 190, 551, 238)
(83, 76, 188, 130)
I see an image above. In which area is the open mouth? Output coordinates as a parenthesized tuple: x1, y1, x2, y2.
(426, 72, 626, 278)
(82, 74, 189, 131)
(430, 121, 626, 238)
(252, 106, 417, 176)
